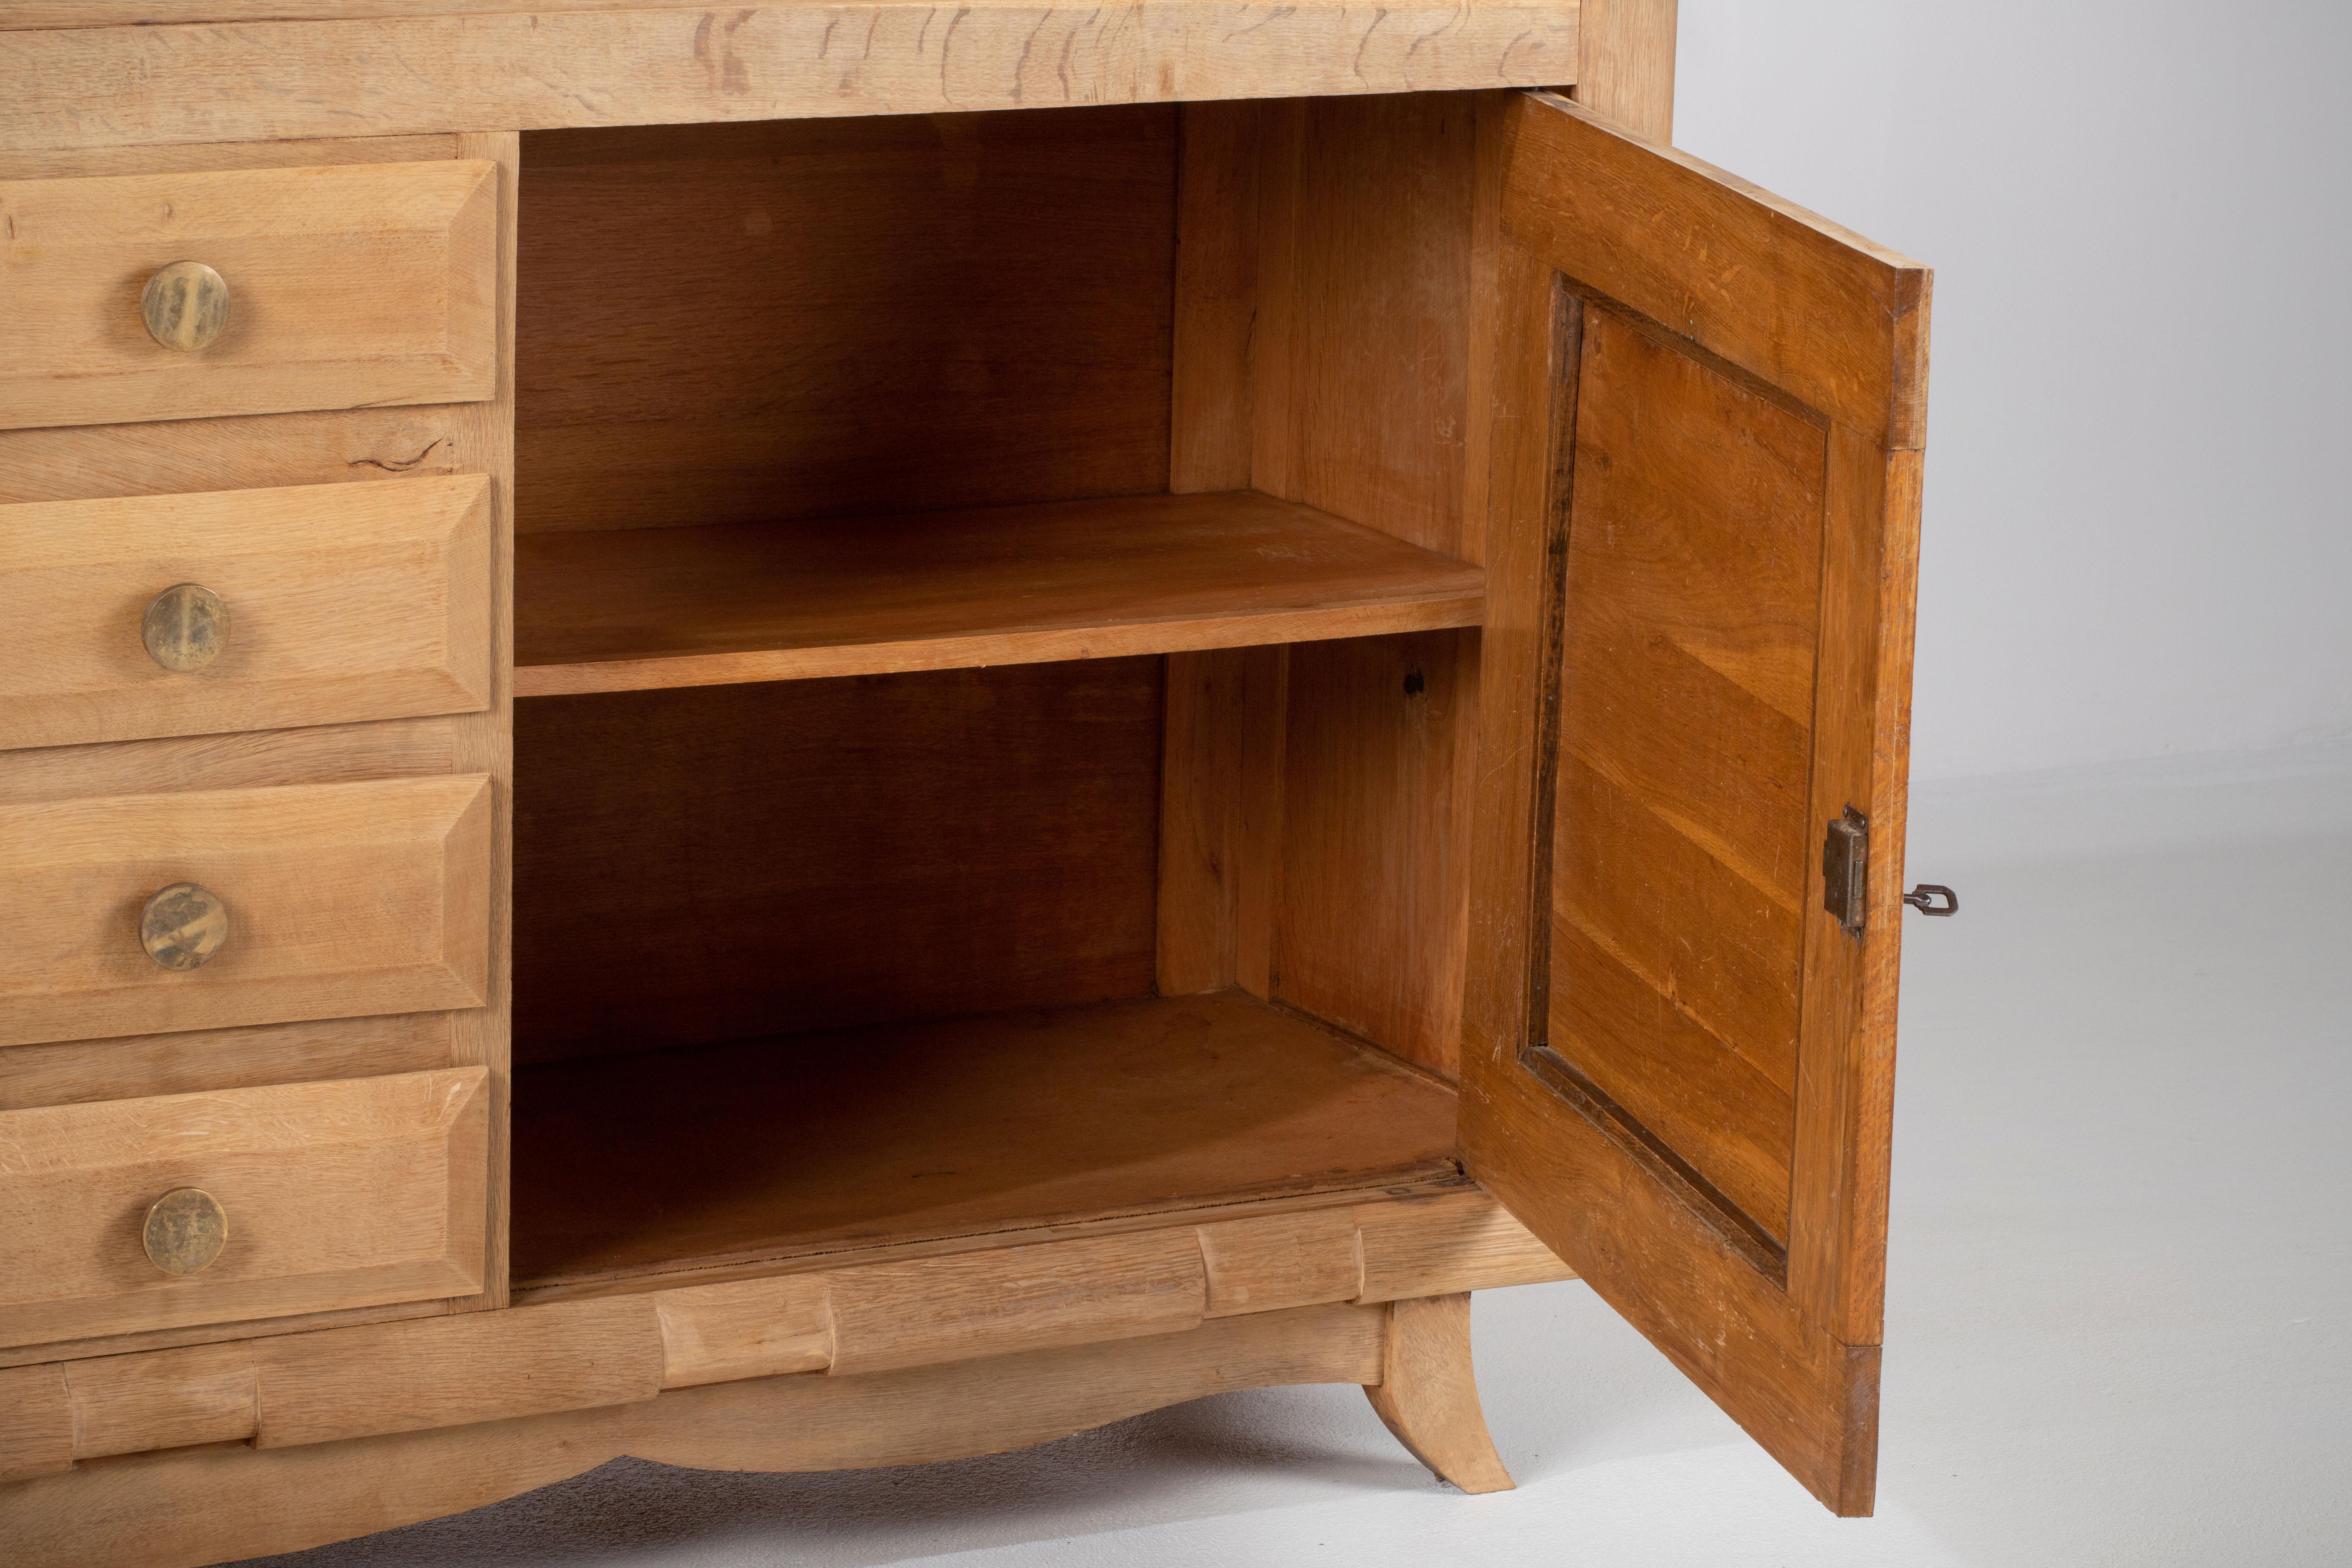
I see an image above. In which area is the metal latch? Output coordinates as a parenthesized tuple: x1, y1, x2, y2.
(1824, 807, 1960, 934)
(1823, 807, 1869, 935)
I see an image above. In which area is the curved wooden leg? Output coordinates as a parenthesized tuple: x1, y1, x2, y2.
(1363, 1292, 1514, 1493)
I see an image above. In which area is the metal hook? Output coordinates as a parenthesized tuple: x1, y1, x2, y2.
(1901, 884, 1958, 917)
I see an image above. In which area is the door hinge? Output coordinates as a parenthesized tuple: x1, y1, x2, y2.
(1823, 807, 1869, 937)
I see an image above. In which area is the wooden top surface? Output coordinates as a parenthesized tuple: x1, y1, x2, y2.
(510, 989, 1462, 1288)
(513, 490, 1484, 696)
(0, 2, 1580, 153)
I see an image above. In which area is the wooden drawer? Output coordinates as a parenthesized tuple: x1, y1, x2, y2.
(0, 474, 494, 752)
(0, 159, 496, 431)
(0, 1067, 488, 1348)
(0, 775, 491, 1049)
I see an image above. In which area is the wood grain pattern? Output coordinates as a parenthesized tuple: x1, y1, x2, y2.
(0, 475, 492, 751)
(0, 7, 1578, 153)
(62, 1342, 256, 1461)
(0, 1181, 1563, 1478)
(1353, 1184, 1578, 1303)
(515, 109, 1177, 537)
(1243, 94, 1489, 1079)
(0, 1364, 70, 1483)
(0, 720, 457, 811)
(0, 408, 472, 511)
(0, 160, 496, 430)
(1153, 648, 1291, 998)
(1363, 1292, 1513, 1492)
(1196, 1207, 1361, 1317)
(1574, 0, 1679, 142)
(513, 663, 1162, 1065)
(1277, 630, 1476, 1078)
(656, 1274, 833, 1389)
(253, 1293, 662, 1449)
(0, 1067, 487, 1348)
(513, 492, 1482, 697)
(0, 1303, 1389, 1568)
(511, 991, 1460, 1287)
(1170, 101, 1262, 495)
(1502, 91, 1930, 447)
(1462, 90, 1929, 1515)
(1549, 305, 1824, 1240)
(827, 1232, 1207, 1375)
(0, 1014, 456, 1115)
(437, 127, 519, 1315)
(0, 775, 492, 1049)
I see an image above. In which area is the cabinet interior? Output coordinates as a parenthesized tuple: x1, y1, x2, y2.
(508, 95, 1487, 1291)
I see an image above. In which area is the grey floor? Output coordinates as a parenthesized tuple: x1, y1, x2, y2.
(247, 743, 2352, 1567)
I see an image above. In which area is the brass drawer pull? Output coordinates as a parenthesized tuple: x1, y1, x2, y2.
(143, 1187, 229, 1276)
(140, 260, 231, 352)
(141, 583, 230, 673)
(140, 881, 230, 971)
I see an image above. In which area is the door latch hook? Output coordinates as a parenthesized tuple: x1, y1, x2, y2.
(1901, 884, 1958, 916)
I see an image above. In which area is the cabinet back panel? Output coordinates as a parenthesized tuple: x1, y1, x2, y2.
(514, 107, 1177, 536)
(512, 661, 1163, 1066)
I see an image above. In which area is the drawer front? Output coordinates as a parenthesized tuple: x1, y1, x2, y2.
(0, 775, 491, 1049)
(0, 1067, 487, 1348)
(0, 159, 496, 430)
(0, 474, 494, 752)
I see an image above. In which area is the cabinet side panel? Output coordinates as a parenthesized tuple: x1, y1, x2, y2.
(1251, 94, 1488, 1079)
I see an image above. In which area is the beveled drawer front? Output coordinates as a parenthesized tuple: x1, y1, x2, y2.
(0, 159, 496, 431)
(0, 775, 491, 1049)
(0, 1067, 488, 1348)
(0, 474, 493, 752)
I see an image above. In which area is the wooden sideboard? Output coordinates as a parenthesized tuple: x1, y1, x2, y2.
(0, 4, 1932, 1562)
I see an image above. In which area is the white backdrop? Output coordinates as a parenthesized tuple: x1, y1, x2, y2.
(1671, 0, 2352, 782)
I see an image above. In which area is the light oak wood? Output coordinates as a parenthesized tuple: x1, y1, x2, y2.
(0, 775, 492, 1048)
(1575, 0, 1679, 142)
(0, 475, 493, 751)
(513, 492, 1481, 697)
(0, 160, 496, 430)
(0, 1302, 1389, 1567)
(1462, 89, 1928, 1515)
(826, 1232, 1207, 1376)
(511, 991, 1460, 1286)
(62, 1342, 256, 1461)
(1354, 1184, 1580, 1303)
(1196, 1207, 1361, 1317)
(253, 1293, 662, 1448)
(1242, 93, 1490, 1080)
(0, 1067, 487, 1348)
(1364, 1292, 1514, 1492)
(0, 719, 458, 807)
(0, 6, 1579, 153)
(0, 1181, 1566, 1481)
(0, 1364, 70, 1484)
(655, 1274, 833, 1389)
(0, 1013, 454, 1115)
(441, 128, 519, 1314)
(517, 110, 1177, 537)
(0, 407, 472, 509)
(514, 663, 1162, 1065)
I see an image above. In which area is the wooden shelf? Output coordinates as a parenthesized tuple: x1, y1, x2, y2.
(513, 491, 1484, 697)
(510, 990, 1460, 1289)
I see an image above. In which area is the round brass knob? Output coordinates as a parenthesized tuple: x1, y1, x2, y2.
(143, 1187, 228, 1276)
(141, 583, 230, 673)
(140, 260, 231, 352)
(140, 882, 230, 972)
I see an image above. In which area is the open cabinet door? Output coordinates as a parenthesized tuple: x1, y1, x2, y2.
(1462, 91, 1929, 1515)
